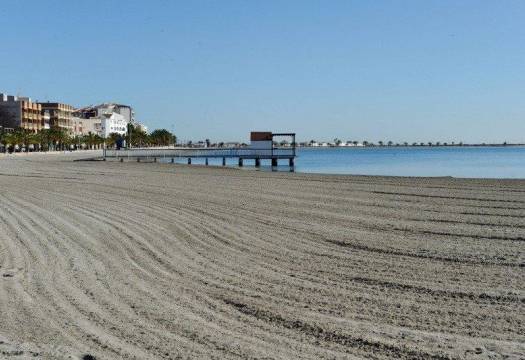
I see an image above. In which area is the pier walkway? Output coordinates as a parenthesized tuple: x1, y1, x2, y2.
(103, 146, 296, 167)
(103, 132, 296, 167)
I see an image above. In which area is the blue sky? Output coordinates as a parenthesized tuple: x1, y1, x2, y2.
(1, 0, 524, 143)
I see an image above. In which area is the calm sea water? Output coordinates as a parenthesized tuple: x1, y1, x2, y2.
(166, 146, 525, 178)
(293, 146, 525, 178)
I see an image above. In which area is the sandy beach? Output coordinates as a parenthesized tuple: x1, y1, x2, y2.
(0, 152, 523, 359)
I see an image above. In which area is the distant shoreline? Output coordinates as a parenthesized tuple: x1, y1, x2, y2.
(296, 143, 525, 148)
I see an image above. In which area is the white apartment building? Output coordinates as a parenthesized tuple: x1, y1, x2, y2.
(73, 103, 139, 137)
(74, 103, 134, 123)
(101, 113, 128, 138)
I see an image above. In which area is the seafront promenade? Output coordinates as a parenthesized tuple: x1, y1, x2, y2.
(0, 149, 103, 158)
(0, 153, 523, 359)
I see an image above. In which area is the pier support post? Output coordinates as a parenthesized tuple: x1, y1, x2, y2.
(238, 158, 243, 167)
(289, 158, 294, 167)
(222, 157, 226, 166)
(272, 158, 278, 167)
(187, 158, 191, 165)
(255, 158, 261, 167)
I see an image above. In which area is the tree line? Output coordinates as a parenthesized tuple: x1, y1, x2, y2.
(0, 124, 177, 153)
(309, 139, 474, 147)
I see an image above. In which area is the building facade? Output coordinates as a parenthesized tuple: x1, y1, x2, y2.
(249, 132, 273, 149)
(72, 116, 102, 136)
(101, 113, 128, 138)
(74, 103, 134, 123)
(73, 103, 132, 138)
(0, 93, 43, 132)
(38, 102, 74, 133)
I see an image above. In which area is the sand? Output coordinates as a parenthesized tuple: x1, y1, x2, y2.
(0, 152, 523, 359)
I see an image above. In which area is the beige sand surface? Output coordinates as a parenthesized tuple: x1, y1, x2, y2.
(0, 153, 523, 359)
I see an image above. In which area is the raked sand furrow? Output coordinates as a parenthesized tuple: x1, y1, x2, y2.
(0, 193, 160, 359)
(18, 180, 328, 358)
(0, 153, 524, 359)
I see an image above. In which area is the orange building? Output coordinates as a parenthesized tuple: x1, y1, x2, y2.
(38, 102, 74, 133)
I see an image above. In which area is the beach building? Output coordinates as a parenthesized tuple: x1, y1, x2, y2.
(75, 103, 134, 123)
(72, 116, 84, 136)
(249, 131, 273, 149)
(72, 116, 103, 136)
(0, 93, 43, 132)
(38, 102, 74, 134)
(100, 112, 128, 138)
(73, 103, 140, 137)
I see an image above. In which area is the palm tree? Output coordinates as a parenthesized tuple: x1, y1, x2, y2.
(36, 129, 51, 151)
(63, 133, 74, 151)
(1, 132, 15, 152)
(94, 134, 104, 149)
(25, 131, 39, 152)
(46, 127, 68, 150)
(149, 129, 175, 146)
(72, 135, 84, 150)
(0, 131, 6, 152)
(12, 130, 26, 152)
(84, 132, 97, 149)
(105, 133, 122, 148)
(13, 129, 34, 152)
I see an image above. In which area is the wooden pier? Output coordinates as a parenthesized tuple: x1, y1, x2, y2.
(103, 132, 296, 168)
